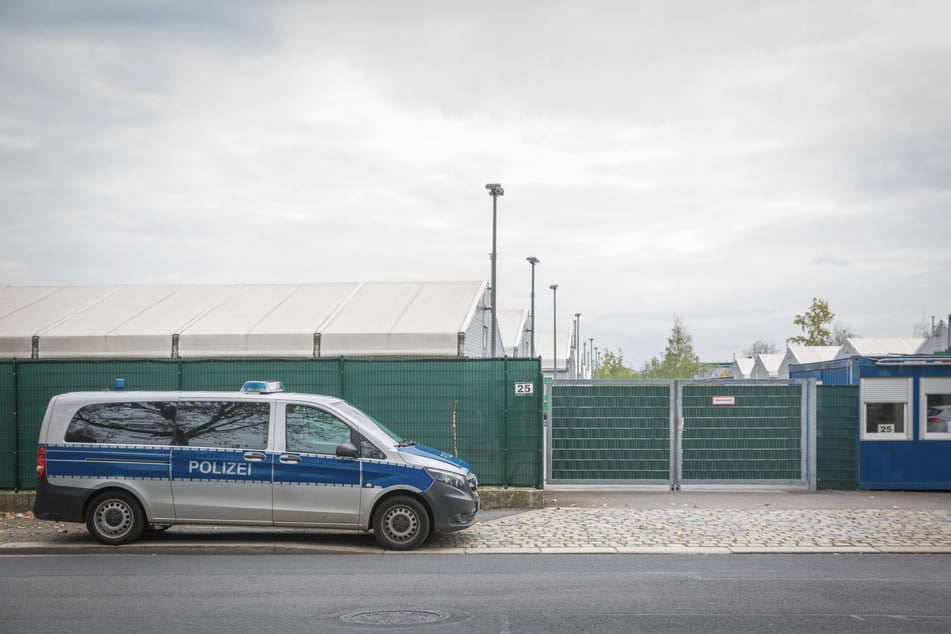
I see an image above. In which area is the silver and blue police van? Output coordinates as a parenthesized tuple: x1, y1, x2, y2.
(33, 381, 479, 550)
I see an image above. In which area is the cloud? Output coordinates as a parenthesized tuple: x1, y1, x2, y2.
(1, 0, 949, 363)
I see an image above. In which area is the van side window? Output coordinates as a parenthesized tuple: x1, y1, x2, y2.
(360, 438, 386, 460)
(286, 405, 352, 455)
(63, 401, 269, 449)
(175, 401, 269, 449)
(65, 402, 177, 445)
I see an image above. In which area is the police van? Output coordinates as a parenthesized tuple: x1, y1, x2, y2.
(33, 381, 479, 550)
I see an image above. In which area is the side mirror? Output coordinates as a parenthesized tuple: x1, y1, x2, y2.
(336, 442, 359, 458)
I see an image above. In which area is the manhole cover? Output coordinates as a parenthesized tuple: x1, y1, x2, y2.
(340, 610, 451, 626)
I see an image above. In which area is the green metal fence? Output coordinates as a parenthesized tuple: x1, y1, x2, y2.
(0, 361, 15, 493)
(680, 383, 804, 482)
(815, 385, 859, 490)
(0, 358, 543, 491)
(549, 382, 672, 482)
(549, 380, 816, 487)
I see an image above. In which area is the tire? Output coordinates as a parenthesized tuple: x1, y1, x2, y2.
(372, 495, 431, 550)
(85, 491, 146, 545)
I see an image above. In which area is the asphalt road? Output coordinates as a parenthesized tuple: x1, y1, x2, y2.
(3, 553, 950, 633)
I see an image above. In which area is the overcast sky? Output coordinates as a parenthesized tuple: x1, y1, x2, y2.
(1, 0, 949, 365)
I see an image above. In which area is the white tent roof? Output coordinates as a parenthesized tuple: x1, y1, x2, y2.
(917, 320, 949, 354)
(537, 328, 573, 374)
(732, 357, 755, 379)
(497, 308, 528, 357)
(778, 345, 840, 378)
(752, 353, 784, 378)
(835, 338, 924, 359)
(785, 345, 840, 364)
(0, 282, 489, 358)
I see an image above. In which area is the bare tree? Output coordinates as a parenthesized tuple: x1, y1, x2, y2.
(913, 313, 932, 338)
(832, 321, 857, 346)
(743, 339, 778, 358)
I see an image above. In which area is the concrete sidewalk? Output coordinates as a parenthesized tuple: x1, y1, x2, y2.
(3, 488, 951, 555)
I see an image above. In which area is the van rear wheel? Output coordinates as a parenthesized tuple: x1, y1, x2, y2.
(85, 491, 145, 545)
(373, 496, 430, 550)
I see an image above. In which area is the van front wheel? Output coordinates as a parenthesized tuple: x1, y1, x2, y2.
(86, 491, 145, 545)
(373, 496, 430, 550)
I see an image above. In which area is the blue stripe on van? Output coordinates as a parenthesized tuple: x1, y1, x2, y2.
(397, 444, 472, 472)
(272, 453, 360, 487)
(45, 444, 171, 480)
(361, 460, 434, 491)
(45, 444, 437, 491)
(171, 447, 271, 484)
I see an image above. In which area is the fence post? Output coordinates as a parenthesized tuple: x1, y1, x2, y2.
(804, 378, 817, 491)
(503, 358, 509, 487)
(339, 357, 347, 401)
(12, 359, 20, 492)
(535, 360, 544, 489)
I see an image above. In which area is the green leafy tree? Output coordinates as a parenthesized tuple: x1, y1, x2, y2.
(789, 297, 835, 346)
(596, 349, 634, 379)
(637, 316, 703, 379)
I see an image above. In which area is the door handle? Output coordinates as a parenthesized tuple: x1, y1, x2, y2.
(243, 452, 266, 461)
(279, 454, 302, 464)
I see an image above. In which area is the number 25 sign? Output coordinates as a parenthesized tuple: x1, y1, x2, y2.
(514, 383, 534, 396)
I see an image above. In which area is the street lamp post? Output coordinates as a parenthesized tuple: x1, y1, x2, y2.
(589, 337, 594, 378)
(485, 183, 504, 357)
(550, 284, 558, 379)
(574, 313, 581, 378)
(582, 340, 587, 378)
(526, 257, 539, 358)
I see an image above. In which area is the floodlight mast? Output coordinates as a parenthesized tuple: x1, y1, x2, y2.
(526, 257, 540, 358)
(550, 284, 558, 379)
(485, 183, 504, 357)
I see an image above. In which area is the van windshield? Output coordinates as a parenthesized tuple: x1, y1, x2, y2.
(332, 401, 412, 446)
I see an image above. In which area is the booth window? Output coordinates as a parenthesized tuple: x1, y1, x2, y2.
(860, 378, 912, 440)
(921, 378, 951, 439)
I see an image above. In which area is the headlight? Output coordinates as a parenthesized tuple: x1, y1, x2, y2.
(426, 468, 467, 491)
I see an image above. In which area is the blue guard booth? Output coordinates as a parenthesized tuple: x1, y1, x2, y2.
(792, 355, 951, 490)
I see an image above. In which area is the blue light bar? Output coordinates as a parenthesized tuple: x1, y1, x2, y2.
(240, 380, 285, 393)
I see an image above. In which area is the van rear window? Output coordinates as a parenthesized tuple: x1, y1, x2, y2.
(65, 401, 270, 449)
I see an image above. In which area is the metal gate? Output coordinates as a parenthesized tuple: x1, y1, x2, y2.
(547, 379, 816, 488)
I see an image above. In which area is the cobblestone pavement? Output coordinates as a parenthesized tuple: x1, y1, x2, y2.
(4, 490, 951, 555)
(427, 506, 951, 553)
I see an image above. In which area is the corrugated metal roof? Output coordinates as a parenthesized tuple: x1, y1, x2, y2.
(0, 282, 490, 358)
